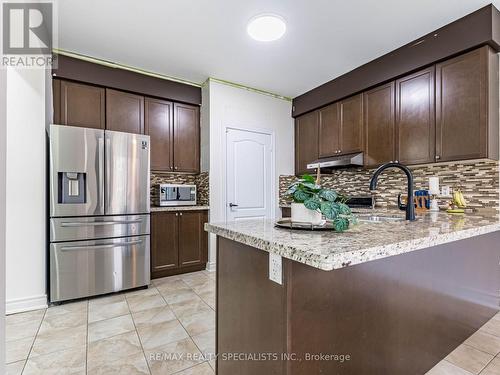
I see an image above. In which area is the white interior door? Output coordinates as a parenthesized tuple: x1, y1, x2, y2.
(226, 128, 273, 221)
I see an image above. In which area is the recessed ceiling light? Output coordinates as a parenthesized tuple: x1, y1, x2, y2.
(247, 14, 286, 42)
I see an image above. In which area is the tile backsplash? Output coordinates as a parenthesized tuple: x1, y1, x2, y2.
(150, 171, 209, 206)
(279, 159, 499, 211)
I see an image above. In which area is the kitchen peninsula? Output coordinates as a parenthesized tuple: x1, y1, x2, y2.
(206, 212, 500, 374)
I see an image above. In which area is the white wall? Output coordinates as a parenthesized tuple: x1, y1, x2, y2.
(205, 80, 294, 270)
(0, 66, 7, 371)
(5, 68, 47, 314)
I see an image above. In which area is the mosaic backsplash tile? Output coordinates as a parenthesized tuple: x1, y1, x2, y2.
(150, 171, 209, 206)
(279, 160, 499, 210)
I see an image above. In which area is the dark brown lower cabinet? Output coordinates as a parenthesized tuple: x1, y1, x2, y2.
(151, 210, 208, 279)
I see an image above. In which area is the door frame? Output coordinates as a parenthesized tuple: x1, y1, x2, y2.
(222, 125, 276, 222)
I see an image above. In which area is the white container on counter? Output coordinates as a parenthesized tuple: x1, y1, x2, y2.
(291, 202, 323, 225)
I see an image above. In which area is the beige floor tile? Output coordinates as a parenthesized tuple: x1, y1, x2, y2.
(125, 285, 159, 298)
(169, 297, 212, 319)
(6, 309, 45, 326)
(426, 360, 474, 374)
(481, 318, 500, 338)
(137, 319, 189, 350)
(465, 330, 500, 355)
(181, 273, 210, 288)
(6, 360, 26, 375)
(179, 310, 215, 336)
(197, 291, 215, 310)
(163, 290, 200, 305)
(192, 329, 215, 360)
(6, 319, 41, 342)
(174, 362, 214, 375)
(132, 305, 176, 328)
(152, 275, 183, 286)
(89, 293, 126, 306)
(156, 279, 191, 295)
(209, 359, 216, 371)
(89, 299, 129, 323)
(191, 280, 215, 295)
(88, 314, 135, 343)
(87, 351, 150, 375)
(23, 346, 86, 375)
(39, 310, 87, 334)
(127, 293, 167, 313)
(481, 356, 500, 375)
(6, 336, 34, 364)
(445, 344, 493, 373)
(87, 331, 143, 372)
(146, 337, 203, 375)
(44, 301, 87, 318)
(31, 325, 87, 357)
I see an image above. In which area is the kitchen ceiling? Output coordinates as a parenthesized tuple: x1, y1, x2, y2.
(56, 0, 500, 98)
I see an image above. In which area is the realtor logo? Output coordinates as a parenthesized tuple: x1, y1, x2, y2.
(3, 2, 52, 55)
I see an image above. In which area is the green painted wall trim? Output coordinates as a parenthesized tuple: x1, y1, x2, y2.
(207, 77, 292, 102)
(53, 48, 202, 87)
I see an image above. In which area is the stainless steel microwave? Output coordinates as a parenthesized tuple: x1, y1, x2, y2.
(157, 184, 197, 206)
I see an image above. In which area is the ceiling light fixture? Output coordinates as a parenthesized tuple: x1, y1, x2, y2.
(247, 14, 286, 42)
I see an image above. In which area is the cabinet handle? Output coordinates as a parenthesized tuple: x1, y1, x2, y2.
(175, 213, 178, 216)
(179, 213, 183, 216)
(395, 160, 399, 163)
(174, 166, 178, 170)
(435, 155, 441, 160)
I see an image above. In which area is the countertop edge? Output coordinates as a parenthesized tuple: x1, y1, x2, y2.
(151, 206, 210, 212)
(205, 221, 500, 271)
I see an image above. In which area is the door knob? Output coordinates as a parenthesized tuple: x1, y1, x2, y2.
(229, 203, 239, 207)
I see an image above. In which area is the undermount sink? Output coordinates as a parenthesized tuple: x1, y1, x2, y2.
(356, 214, 405, 223)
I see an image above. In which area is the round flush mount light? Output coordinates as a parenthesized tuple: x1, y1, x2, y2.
(247, 14, 286, 42)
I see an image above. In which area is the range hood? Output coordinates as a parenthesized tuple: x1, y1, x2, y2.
(307, 152, 364, 170)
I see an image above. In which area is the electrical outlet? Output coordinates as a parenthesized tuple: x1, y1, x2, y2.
(269, 253, 282, 285)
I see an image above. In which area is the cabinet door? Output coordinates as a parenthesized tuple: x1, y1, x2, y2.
(363, 82, 396, 167)
(318, 103, 340, 158)
(106, 89, 144, 134)
(395, 67, 435, 165)
(173, 103, 200, 173)
(178, 211, 208, 267)
(436, 47, 488, 162)
(145, 98, 174, 171)
(56, 79, 105, 129)
(339, 94, 363, 154)
(151, 212, 179, 276)
(295, 111, 319, 176)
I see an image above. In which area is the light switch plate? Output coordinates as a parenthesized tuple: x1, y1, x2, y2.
(269, 253, 282, 285)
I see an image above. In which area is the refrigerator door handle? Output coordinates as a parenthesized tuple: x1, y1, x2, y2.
(105, 135, 111, 214)
(60, 219, 144, 227)
(98, 136, 105, 214)
(60, 239, 143, 251)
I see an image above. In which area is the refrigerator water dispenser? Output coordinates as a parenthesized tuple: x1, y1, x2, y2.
(58, 172, 86, 204)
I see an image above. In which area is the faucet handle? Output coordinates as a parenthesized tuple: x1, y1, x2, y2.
(398, 193, 407, 211)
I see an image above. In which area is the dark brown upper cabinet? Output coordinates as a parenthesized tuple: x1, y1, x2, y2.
(395, 67, 435, 165)
(295, 111, 319, 176)
(53, 79, 105, 129)
(339, 94, 363, 155)
(363, 82, 396, 167)
(173, 103, 200, 173)
(318, 103, 340, 158)
(436, 46, 499, 162)
(106, 88, 144, 134)
(151, 210, 208, 279)
(145, 98, 174, 172)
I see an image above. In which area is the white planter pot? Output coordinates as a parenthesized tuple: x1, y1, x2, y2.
(291, 202, 323, 225)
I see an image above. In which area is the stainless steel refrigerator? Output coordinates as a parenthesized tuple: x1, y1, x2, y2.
(48, 124, 150, 303)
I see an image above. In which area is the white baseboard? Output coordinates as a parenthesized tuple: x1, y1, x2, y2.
(206, 261, 216, 272)
(6, 294, 48, 315)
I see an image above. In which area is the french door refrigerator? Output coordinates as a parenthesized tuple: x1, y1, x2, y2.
(48, 124, 150, 303)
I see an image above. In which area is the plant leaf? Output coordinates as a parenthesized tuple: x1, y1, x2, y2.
(333, 217, 349, 232)
(319, 189, 337, 202)
(337, 203, 351, 215)
(293, 190, 310, 203)
(301, 174, 315, 183)
(304, 197, 321, 211)
(320, 201, 338, 220)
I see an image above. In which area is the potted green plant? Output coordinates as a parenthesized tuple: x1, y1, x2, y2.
(285, 174, 355, 231)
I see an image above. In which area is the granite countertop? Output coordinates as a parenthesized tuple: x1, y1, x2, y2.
(205, 210, 500, 271)
(151, 205, 209, 212)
